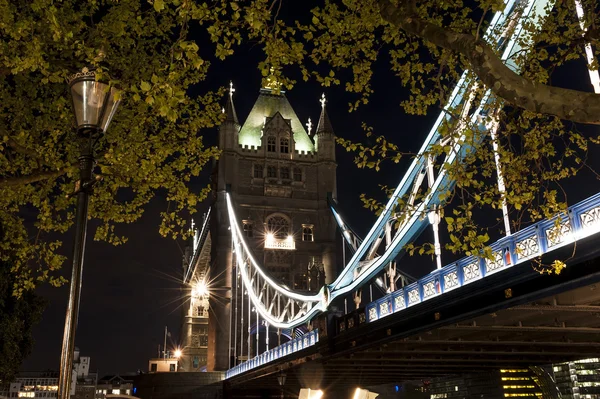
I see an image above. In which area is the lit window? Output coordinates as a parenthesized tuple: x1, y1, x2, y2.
(267, 136, 276, 152)
(267, 215, 290, 239)
(111, 390, 120, 395)
(293, 168, 302, 181)
(280, 138, 289, 153)
(125, 390, 131, 395)
(253, 164, 263, 178)
(267, 166, 277, 178)
(243, 222, 253, 238)
(280, 167, 290, 180)
(302, 225, 314, 242)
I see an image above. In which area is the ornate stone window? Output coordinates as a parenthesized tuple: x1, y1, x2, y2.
(253, 164, 263, 178)
(293, 168, 302, 182)
(267, 136, 276, 152)
(266, 214, 290, 239)
(280, 167, 290, 180)
(267, 165, 277, 178)
(280, 138, 289, 153)
(302, 224, 314, 242)
(243, 221, 253, 238)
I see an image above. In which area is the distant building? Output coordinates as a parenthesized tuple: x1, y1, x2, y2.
(553, 358, 600, 398)
(0, 349, 96, 399)
(72, 349, 97, 399)
(147, 359, 179, 374)
(0, 371, 71, 398)
(95, 375, 133, 398)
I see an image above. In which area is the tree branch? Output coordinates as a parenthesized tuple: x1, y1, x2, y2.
(377, 0, 600, 125)
(0, 167, 73, 189)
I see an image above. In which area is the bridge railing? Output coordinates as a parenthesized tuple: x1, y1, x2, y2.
(226, 329, 319, 379)
(364, 191, 600, 323)
(226, 191, 600, 378)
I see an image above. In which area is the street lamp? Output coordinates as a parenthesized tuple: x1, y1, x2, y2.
(277, 371, 286, 399)
(58, 67, 121, 399)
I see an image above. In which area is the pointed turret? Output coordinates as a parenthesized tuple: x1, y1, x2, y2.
(219, 81, 240, 150)
(315, 93, 335, 161)
(224, 81, 239, 125)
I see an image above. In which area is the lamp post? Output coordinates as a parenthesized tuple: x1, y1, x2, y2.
(277, 371, 286, 399)
(58, 68, 121, 399)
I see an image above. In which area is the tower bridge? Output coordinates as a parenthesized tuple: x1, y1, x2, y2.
(176, 0, 600, 395)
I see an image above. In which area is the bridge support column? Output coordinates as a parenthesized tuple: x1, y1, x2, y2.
(207, 192, 233, 371)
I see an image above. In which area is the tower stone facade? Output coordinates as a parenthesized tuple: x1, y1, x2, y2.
(185, 84, 338, 372)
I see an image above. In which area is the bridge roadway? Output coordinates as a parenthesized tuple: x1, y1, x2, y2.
(225, 236, 600, 395)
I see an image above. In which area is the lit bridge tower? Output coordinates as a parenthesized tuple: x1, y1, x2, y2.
(183, 80, 339, 372)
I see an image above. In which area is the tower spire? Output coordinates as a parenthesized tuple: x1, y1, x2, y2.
(316, 93, 333, 135)
(224, 81, 239, 125)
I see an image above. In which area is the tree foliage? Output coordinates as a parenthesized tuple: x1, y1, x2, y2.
(0, 259, 45, 382)
(2, 0, 600, 293)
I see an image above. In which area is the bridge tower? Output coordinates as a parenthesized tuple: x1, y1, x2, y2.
(202, 82, 339, 371)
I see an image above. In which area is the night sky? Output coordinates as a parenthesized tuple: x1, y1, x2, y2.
(21, 2, 600, 377)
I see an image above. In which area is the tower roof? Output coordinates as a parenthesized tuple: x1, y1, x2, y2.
(238, 90, 315, 152)
(224, 81, 239, 125)
(316, 93, 334, 135)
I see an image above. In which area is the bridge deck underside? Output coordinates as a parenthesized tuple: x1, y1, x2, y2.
(231, 280, 600, 392)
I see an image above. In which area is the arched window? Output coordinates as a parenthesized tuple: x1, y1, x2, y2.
(267, 165, 277, 178)
(253, 164, 263, 178)
(243, 221, 253, 238)
(302, 225, 314, 242)
(266, 215, 290, 239)
(293, 168, 302, 182)
(280, 167, 290, 180)
(267, 136, 276, 152)
(280, 138, 289, 153)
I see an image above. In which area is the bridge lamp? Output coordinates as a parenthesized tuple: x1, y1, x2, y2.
(174, 349, 182, 358)
(58, 68, 121, 399)
(353, 388, 379, 399)
(287, 235, 294, 242)
(266, 233, 275, 241)
(193, 280, 208, 297)
(298, 388, 323, 399)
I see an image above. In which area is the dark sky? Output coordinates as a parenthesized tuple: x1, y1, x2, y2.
(22, 2, 600, 376)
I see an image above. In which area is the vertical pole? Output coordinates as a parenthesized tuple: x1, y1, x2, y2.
(240, 279, 244, 363)
(342, 233, 346, 266)
(164, 326, 167, 360)
(574, 0, 600, 93)
(233, 271, 238, 366)
(266, 322, 269, 352)
(429, 209, 443, 269)
(228, 238, 234, 369)
(58, 135, 94, 399)
(489, 121, 511, 236)
(369, 284, 373, 303)
(256, 308, 259, 357)
(344, 298, 347, 314)
(247, 289, 251, 361)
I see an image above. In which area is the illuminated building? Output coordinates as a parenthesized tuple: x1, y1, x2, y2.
(0, 349, 95, 399)
(183, 81, 339, 371)
(95, 375, 133, 398)
(552, 358, 600, 398)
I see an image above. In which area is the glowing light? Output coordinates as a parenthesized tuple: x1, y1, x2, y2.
(298, 388, 324, 399)
(287, 235, 293, 241)
(174, 349, 182, 358)
(266, 233, 274, 241)
(193, 280, 208, 297)
(353, 388, 379, 399)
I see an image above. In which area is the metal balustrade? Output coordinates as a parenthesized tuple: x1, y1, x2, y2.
(364, 191, 600, 323)
(226, 329, 319, 379)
